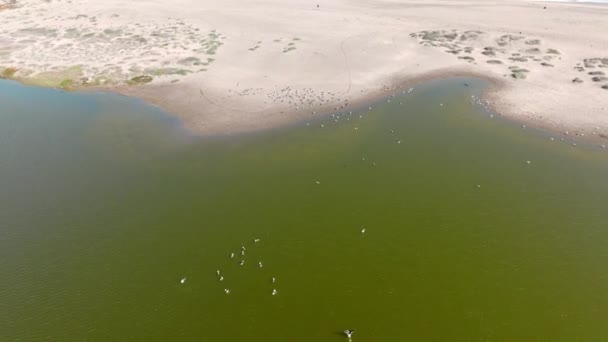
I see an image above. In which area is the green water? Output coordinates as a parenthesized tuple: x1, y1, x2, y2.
(1, 78, 608, 341)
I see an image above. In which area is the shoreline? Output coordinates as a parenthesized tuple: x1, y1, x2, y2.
(105, 68, 608, 146)
(1, 0, 607, 144)
(4, 66, 607, 146)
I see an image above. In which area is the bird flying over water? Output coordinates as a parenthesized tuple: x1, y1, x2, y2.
(344, 329, 355, 339)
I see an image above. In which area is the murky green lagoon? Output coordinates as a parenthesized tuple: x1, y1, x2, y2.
(1, 78, 608, 341)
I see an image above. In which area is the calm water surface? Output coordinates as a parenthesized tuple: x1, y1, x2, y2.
(1, 78, 608, 341)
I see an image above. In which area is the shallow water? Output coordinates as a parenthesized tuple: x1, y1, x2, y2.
(1, 78, 608, 341)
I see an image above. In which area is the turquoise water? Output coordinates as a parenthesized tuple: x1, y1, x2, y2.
(1, 78, 608, 341)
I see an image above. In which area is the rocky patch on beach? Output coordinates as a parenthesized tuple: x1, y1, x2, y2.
(410, 29, 565, 82)
(572, 58, 608, 89)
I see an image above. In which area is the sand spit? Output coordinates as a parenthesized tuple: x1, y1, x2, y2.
(0, 0, 607, 140)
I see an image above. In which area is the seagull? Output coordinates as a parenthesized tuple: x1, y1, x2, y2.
(344, 330, 355, 339)
(240, 260, 245, 266)
(230, 252, 235, 259)
(224, 288, 230, 294)
(254, 238, 260, 243)
(272, 289, 278, 296)
(258, 261, 263, 268)
(219, 276, 224, 282)
(216, 270, 221, 276)
(180, 277, 187, 284)
(241, 250, 245, 256)
(272, 277, 276, 283)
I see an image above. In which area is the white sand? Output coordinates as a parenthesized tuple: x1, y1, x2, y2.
(1, 0, 607, 140)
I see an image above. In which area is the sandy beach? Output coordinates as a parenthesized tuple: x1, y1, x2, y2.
(1, 0, 607, 140)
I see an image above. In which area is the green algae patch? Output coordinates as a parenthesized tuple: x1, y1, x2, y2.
(22, 66, 84, 88)
(59, 78, 75, 90)
(1, 66, 19, 78)
(127, 75, 154, 85)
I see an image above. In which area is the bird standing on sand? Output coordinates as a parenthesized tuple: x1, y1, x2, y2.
(344, 329, 355, 340)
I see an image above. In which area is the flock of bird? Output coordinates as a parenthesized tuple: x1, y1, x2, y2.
(469, 93, 607, 149)
(180, 237, 279, 297)
(178, 81, 605, 340)
(265, 86, 351, 113)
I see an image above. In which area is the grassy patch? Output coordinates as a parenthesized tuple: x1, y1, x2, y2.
(59, 79, 74, 89)
(127, 75, 153, 85)
(1, 66, 18, 78)
(144, 68, 191, 76)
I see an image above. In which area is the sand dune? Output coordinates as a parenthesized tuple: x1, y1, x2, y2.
(0, 0, 607, 140)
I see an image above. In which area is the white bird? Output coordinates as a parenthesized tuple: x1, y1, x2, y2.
(315, 180, 321, 185)
(258, 262, 263, 268)
(254, 238, 260, 243)
(216, 270, 221, 276)
(272, 277, 276, 283)
(241, 246, 246, 251)
(219, 276, 224, 282)
(344, 330, 355, 339)
(272, 289, 278, 296)
(224, 288, 230, 294)
(240, 260, 245, 266)
(180, 277, 187, 284)
(361, 228, 366, 234)
(526, 160, 531, 164)
(241, 250, 245, 256)
(230, 252, 235, 259)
